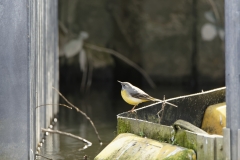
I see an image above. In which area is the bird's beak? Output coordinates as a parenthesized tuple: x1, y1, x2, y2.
(117, 80, 122, 83)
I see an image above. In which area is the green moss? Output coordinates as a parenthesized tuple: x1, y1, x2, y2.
(145, 114, 159, 123)
(138, 131, 145, 137)
(163, 149, 196, 160)
(151, 132, 171, 143)
(117, 119, 131, 134)
(147, 127, 173, 144)
(173, 131, 197, 151)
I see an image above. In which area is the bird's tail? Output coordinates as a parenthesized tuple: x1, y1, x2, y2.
(151, 98, 178, 108)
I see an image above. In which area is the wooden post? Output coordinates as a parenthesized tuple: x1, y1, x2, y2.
(225, 0, 240, 159)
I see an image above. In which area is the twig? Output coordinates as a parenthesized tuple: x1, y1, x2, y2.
(134, 97, 177, 112)
(36, 103, 72, 109)
(52, 87, 102, 144)
(35, 153, 52, 160)
(84, 43, 156, 88)
(42, 128, 92, 147)
(157, 95, 166, 124)
(156, 99, 177, 108)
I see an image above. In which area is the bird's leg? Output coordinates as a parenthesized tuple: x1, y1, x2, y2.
(129, 105, 138, 112)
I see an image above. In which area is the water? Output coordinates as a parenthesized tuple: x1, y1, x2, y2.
(40, 121, 117, 160)
(38, 82, 217, 160)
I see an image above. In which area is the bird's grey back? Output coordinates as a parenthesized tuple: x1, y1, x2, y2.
(125, 83, 153, 100)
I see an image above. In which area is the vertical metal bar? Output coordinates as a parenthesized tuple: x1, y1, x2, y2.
(28, 0, 36, 158)
(225, 0, 240, 159)
(238, 129, 240, 159)
(0, 0, 29, 159)
(53, 0, 59, 115)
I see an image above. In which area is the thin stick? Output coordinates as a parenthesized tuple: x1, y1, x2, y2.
(84, 43, 156, 88)
(35, 153, 52, 160)
(134, 98, 177, 112)
(36, 103, 72, 109)
(42, 128, 92, 146)
(156, 99, 177, 108)
(157, 95, 166, 124)
(52, 87, 102, 144)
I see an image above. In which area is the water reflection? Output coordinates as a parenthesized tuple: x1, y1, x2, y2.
(39, 82, 198, 159)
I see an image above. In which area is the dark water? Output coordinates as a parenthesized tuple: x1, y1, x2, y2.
(38, 82, 218, 160)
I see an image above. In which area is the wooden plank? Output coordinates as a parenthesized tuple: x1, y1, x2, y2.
(118, 116, 227, 159)
(203, 135, 215, 160)
(223, 128, 231, 160)
(197, 134, 205, 160)
(215, 135, 223, 160)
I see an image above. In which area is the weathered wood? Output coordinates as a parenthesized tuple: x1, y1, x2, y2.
(197, 134, 205, 160)
(95, 133, 196, 160)
(196, 134, 219, 160)
(204, 135, 215, 160)
(215, 136, 224, 160)
(223, 128, 231, 160)
(117, 88, 226, 159)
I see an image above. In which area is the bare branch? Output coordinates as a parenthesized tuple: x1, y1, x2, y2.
(52, 87, 102, 144)
(155, 99, 177, 108)
(36, 103, 72, 109)
(157, 95, 166, 124)
(84, 43, 156, 88)
(42, 128, 92, 147)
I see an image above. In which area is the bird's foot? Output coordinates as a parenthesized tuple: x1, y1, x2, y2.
(128, 105, 137, 113)
(128, 109, 137, 113)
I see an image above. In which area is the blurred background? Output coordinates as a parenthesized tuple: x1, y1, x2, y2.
(42, 0, 225, 159)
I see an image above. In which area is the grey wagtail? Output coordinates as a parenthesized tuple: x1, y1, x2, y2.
(118, 81, 177, 112)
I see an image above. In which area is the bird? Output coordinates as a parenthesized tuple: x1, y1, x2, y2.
(118, 81, 177, 112)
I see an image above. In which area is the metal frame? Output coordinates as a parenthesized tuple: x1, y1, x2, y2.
(224, 0, 240, 159)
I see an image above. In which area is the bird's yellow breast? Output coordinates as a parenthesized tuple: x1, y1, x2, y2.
(121, 89, 147, 106)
